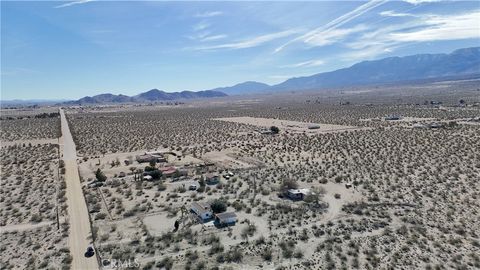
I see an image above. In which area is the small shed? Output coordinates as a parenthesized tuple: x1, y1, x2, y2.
(215, 212, 237, 226)
(153, 155, 168, 163)
(428, 123, 443, 129)
(136, 154, 156, 163)
(136, 153, 167, 163)
(191, 202, 213, 222)
(287, 188, 311, 200)
(143, 175, 153, 181)
(385, 115, 401, 121)
(205, 173, 220, 185)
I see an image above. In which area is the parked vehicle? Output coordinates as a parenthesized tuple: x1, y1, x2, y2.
(84, 246, 95, 258)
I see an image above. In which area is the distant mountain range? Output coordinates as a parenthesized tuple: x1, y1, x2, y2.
(23, 47, 479, 105)
(203, 47, 479, 95)
(1, 99, 70, 106)
(268, 47, 480, 92)
(63, 89, 227, 105)
(206, 81, 270, 95)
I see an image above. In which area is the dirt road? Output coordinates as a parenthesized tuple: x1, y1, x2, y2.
(60, 108, 99, 270)
(0, 220, 55, 233)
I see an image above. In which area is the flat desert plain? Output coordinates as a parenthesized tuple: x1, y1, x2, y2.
(1, 80, 480, 270)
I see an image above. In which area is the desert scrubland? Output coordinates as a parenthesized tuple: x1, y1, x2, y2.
(61, 81, 480, 269)
(0, 111, 71, 269)
(0, 109, 60, 142)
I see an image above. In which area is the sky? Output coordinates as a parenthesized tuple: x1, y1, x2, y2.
(1, 0, 479, 100)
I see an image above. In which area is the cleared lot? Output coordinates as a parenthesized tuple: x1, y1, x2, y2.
(213, 116, 366, 134)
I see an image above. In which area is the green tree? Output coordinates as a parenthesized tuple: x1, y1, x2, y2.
(270, 126, 280, 134)
(95, 168, 107, 182)
(149, 170, 162, 180)
(149, 160, 156, 168)
(447, 121, 458, 128)
(211, 199, 227, 214)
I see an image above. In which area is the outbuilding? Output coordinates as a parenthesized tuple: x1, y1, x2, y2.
(136, 154, 156, 163)
(214, 212, 237, 226)
(136, 153, 167, 163)
(428, 123, 443, 129)
(286, 188, 311, 200)
(385, 115, 401, 121)
(205, 173, 220, 185)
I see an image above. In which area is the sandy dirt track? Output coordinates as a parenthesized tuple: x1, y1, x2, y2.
(60, 109, 99, 270)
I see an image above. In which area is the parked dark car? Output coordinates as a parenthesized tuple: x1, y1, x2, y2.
(85, 246, 95, 258)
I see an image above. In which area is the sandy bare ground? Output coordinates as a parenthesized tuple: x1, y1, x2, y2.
(202, 148, 264, 169)
(457, 120, 480, 126)
(213, 116, 365, 134)
(60, 108, 99, 270)
(320, 182, 362, 222)
(0, 138, 59, 147)
(0, 220, 55, 233)
(0, 217, 67, 233)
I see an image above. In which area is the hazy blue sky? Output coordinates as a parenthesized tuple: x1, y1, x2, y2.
(1, 0, 479, 100)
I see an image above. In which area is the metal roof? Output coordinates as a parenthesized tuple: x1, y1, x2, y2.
(287, 188, 311, 195)
(215, 212, 237, 221)
(191, 202, 211, 215)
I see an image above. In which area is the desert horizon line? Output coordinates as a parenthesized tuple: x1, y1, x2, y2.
(2, 46, 479, 101)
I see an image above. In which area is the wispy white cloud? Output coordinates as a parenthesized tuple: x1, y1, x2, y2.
(342, 44, 398, 61)
(274, 0, 387, 53)
(194, 30, 298, 51)
(347, 23, 412, 50)
(187, 31, 210, 40)
(200, 35, 228, 42)
(389, 11, 480, 42)
(187, 31, 227, 42)
(193, 21, 210, 31)
(343, 10, 480, 61)
(404, 0, 440, 5)
(54, 0, 94, 8)
(305, 25, 368, 47)
(380, 10, 416, 17)
(304, 0, 387, 42)
(282, 59, 325, 68)
(195, 11, 223, 18)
